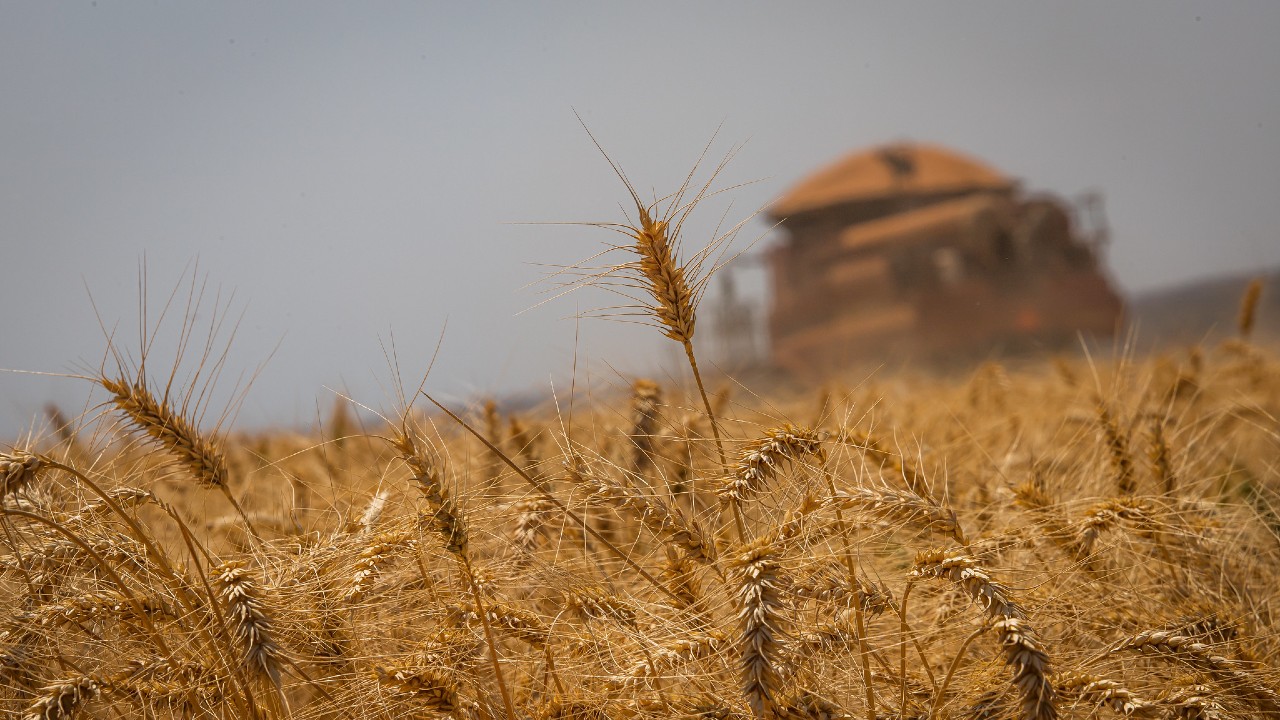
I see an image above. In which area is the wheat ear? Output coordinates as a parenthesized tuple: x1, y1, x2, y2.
(1096, 400, 1136, 496)
(629, 379, 663, 475)
(1238, 277, 1263, 340)
(611, 631, 726, 689)
(1073, 497, 1154, 561)
(105, 658, 223, 714)
(1111, 630, 1280, 715)
(449, 602, 549, 648)
(345, 530, 416, 604)
(731, 533, 788, 719)
(1147, 416, 1177, 495)
(24, 677, 101, 720)
(719, 425, 825, 504)
(393, 423, 516, 720)
(1, 452, 44, 498)
(99, 376, 226, 488)
(627, 201, 723, 451)
(212, 560, 283, 690)
(394, 426, 470, 556)
(374, 665, 478, 718)
(910, 549, 1056, 720)
(829, 486, 966, 544)
(98, 376, 255, 536)
(1054, 673, 1155, 716)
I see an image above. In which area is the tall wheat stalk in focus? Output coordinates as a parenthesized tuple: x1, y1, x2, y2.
(549, 119, 759, 485)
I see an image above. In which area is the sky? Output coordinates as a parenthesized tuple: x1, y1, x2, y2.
(2, 2, 1279, 438)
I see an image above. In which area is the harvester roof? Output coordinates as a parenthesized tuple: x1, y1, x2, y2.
(770, 142, 1014, 219)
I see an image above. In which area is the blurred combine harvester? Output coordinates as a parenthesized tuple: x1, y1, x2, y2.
(764, 142, 1123, 374)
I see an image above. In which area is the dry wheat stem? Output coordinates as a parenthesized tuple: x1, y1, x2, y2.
(929, 625, 988, 720)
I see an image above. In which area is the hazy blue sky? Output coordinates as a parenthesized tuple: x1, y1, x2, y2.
(2, 2, 1278, 438)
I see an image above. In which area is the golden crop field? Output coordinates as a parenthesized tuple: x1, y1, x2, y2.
(3, 165, 1278, 720)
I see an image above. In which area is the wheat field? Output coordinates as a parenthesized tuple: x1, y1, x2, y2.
(3, 165, 1279, 720)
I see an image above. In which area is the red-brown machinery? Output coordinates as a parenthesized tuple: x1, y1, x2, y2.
(766, 143, 1123, 374)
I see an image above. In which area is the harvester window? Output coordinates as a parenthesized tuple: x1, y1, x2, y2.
(934, 247, 965, 286)
(993, 231, 1017, 267)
